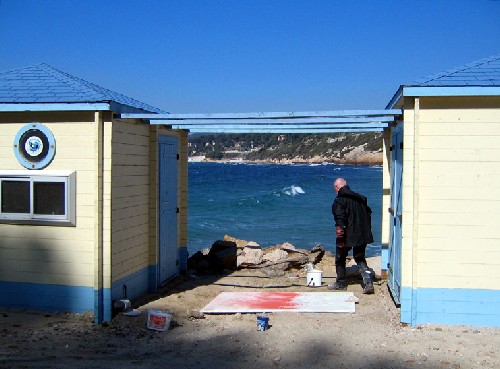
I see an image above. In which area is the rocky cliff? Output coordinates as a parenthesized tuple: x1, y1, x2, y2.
(188, 132, 383, 165)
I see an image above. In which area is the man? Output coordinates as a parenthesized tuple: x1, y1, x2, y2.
(328, 178, 375, 294)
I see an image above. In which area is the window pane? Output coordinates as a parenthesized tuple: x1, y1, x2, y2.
(1, 181, 30, 213)
(34, 182, 65, 215)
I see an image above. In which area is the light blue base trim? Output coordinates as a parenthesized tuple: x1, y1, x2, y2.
(111, 266, 150, 302)
(93, 287, 112, 323)
(0, 281, 94, 314)
(178, 246, 188, 272)
(148, 265, 158, 293)
(400, 287, 500, 327)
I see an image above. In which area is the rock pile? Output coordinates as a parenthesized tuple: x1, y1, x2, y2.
(187, 235, 327, 275)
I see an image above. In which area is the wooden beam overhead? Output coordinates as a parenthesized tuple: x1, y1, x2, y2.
(121, 109, 401, 120)
(152, 117, 395, 125)
(119, 109, 401, 133)
(176, 127, 385, 133)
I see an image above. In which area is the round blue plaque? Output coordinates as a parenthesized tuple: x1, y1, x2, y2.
(13, 123, 56, 169)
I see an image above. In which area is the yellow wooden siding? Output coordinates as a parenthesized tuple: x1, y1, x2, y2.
(110, 120, 151, 282)
(148, 127, 159, 266)
(101, 117, 113, 289)
(0, 225, 94, 244)
(402, 97, 500, 290)
(416, 261, 500, 290)
(400, 99, 416, 288)
(0, 114, 97, 287)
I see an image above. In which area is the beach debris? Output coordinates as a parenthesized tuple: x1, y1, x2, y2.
(208, 240, 238, 270)
(345, 295, 360, 303)
(188, 239, 238, 273)
(262, 247, 289, 263)
(189, 310, 205, 319)
(237, 242, 263, 267)
(261, 267, 286, 277)
(309, 245, 326, 264)
(122, 309, 141, 317)
(187, 235, 328, 275)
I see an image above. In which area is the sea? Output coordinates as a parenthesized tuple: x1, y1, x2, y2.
(187, 162, 383, 257)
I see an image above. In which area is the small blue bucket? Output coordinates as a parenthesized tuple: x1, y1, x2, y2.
(257, 316, 269, 331)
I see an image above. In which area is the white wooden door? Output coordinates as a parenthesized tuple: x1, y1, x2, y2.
(158, 135, 179, 285)
(388, 123, 403, 305)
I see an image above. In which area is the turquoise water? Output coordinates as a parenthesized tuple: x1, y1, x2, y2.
(188, 162, 382, 256)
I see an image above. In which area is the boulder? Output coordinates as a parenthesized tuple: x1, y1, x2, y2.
(208, 240, 238, 271)
(262, 248, 288, 263)
(187, 236, 329, 274)
(236, 242, 263, 267)
(223, 235, 250, 249)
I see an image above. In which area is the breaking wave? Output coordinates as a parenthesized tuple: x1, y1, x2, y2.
(282, 185, 305, 196)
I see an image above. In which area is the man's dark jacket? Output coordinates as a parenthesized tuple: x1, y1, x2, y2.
(332, 185, 374, 248)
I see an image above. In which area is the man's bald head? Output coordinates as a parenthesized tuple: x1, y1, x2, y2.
(334, 178, 347, 193)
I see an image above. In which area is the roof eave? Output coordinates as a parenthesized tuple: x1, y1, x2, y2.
(385, 85, 500, 109)
(403, 85, 500, 97)
(0, 102, 112, 112)
(386, 86, 403, 109)
(0, 101, 164, 114)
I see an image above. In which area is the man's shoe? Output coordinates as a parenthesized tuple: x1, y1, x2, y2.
(362, 284, 374, 294)
(327, 281, 348, 291)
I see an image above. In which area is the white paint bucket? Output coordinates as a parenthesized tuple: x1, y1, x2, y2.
(307, 269, 323, 287)
(146, 310, 172, 331)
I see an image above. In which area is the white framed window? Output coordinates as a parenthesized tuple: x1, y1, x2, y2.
(0, 171, 76, 226)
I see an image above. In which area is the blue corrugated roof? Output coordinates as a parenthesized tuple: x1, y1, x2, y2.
(386, 53, 500, 108)
(0, 63, 166, 113)
(410, 53, 500, 87)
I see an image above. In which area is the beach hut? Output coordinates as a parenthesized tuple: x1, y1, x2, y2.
(0, 64, 188, 323)
(383, 54, 500, 327)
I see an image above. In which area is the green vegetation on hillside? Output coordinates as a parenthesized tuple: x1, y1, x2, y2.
(188, 132, 383, 163)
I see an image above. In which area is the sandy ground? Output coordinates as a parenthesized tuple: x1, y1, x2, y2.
(1, 256, 499, 369)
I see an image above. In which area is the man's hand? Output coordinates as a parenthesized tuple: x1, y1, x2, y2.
(336, 226, 346, 247)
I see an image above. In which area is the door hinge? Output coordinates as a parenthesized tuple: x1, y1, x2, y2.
(400, 142, 403, 150)
(177, 154, 180, 160)
(176, 207, 180, 213)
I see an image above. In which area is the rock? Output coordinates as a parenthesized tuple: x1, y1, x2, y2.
(189, 310, 205, 319)
(237, 243, 263, 267)
(187, 250, 213, 273)
(261, 267, 286, 277)
(187, 238, 329, 273)
(223, 235, 250, 249)
(208, 240, 238, 271)
(262, 248, 288, 263)
(309, 245, 326, 264)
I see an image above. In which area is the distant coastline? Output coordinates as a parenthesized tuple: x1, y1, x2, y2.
(188, 152, 383, 166)
(188, 132, 383, 166)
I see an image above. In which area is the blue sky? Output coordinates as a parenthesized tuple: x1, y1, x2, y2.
(0, 0, 499, 113)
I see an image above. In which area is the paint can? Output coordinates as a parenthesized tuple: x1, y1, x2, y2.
(257, 316, 269, 331)
(146, 310, 172, 331)
(306, 269, 323, 287)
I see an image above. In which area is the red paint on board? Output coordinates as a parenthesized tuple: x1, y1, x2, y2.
(226, 292, 300, 310)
